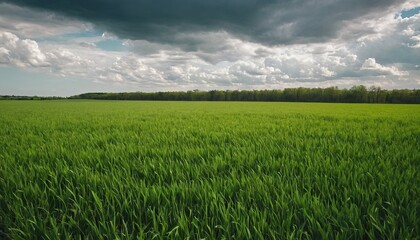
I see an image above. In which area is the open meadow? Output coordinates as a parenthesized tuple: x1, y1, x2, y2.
(0, 100, 419, 239)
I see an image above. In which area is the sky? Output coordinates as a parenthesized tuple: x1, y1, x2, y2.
(0, 0, 419, 96)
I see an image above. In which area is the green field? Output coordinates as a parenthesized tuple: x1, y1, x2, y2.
(0, 101, 419, 239)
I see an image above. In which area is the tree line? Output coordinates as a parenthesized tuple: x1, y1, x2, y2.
(69, 86, 420, 103)
(1, 86, 419, 103)
(0, 95, 64, 100)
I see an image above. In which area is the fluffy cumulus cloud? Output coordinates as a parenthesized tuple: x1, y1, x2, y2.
(0, 0, 419, 93)
(99, 56, 167, 86)
(361, 58, 408, 77)
(0, 32, 48, 67)
(0, 31, 100, 76)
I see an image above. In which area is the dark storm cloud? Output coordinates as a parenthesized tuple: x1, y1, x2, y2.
(1, 0, 405, 45)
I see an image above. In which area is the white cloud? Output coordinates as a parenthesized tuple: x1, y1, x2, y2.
(0, 31, 103, 78)
(410, 35, 420, 48)
(0, 31, 49, 67)
(99, 56, 167, 86)
(0, 47, 10, 63)
(361, 58, 408, 76)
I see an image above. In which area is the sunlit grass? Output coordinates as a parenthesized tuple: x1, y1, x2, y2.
(0, 101, 419, 239)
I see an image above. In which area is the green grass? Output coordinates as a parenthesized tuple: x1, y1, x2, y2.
(0, 100, 419, 239)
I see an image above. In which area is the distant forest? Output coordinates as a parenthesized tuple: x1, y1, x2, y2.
(2, 86, 420, 103)
(70, 86, 419, 103)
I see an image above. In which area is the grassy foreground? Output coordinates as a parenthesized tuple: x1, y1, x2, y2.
(0, 101, 419, 239)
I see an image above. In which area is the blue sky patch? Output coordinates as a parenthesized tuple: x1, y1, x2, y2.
(401, 6, 420, 19)
(34, 30, 102, 43)
(96, 39, 126, 52)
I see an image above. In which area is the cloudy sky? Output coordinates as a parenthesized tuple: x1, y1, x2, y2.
(0, 0, 419, 96)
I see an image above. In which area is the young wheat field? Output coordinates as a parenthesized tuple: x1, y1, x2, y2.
(0, 100, 419, 239)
